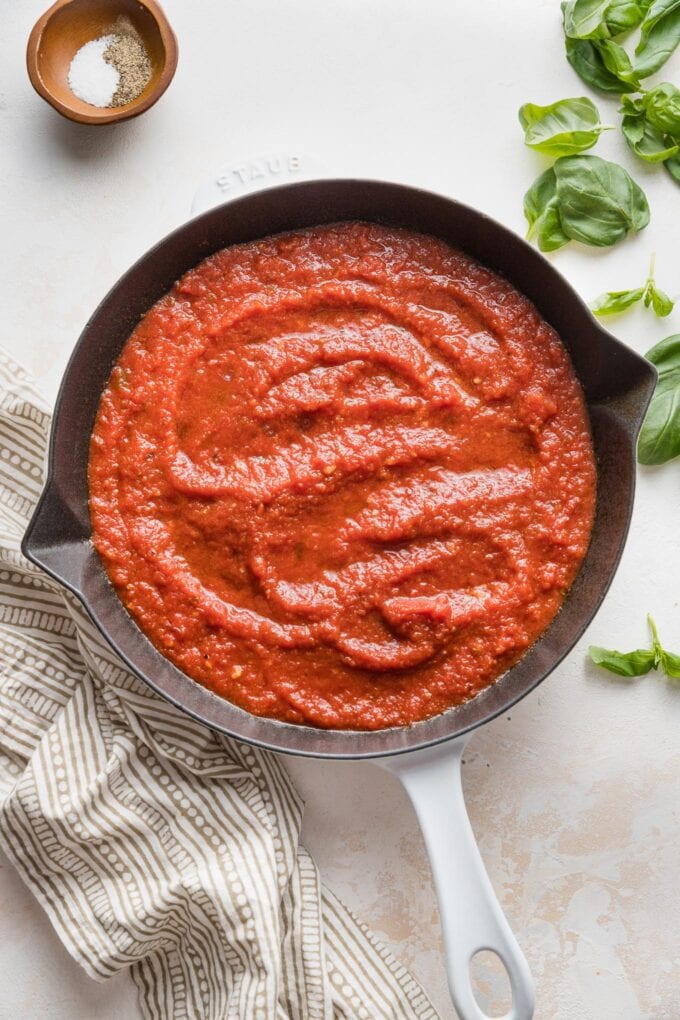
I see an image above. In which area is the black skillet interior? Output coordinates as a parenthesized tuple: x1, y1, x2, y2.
(22, 179, 657, 758)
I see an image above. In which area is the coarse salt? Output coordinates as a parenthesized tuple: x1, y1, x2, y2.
(67, 34, 120, 108)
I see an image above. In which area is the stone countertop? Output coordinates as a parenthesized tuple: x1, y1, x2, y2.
(2, 1, 679, 1017)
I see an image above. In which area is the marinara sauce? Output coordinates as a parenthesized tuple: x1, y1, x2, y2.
(89, 223, 596, 730)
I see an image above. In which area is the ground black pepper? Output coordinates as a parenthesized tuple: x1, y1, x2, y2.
(105, 18, 153, 107)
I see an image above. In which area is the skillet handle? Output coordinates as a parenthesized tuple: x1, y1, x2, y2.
(377, 739, 534, 1020)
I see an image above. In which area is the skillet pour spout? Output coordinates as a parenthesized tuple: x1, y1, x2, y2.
(22, 179, 657, 759)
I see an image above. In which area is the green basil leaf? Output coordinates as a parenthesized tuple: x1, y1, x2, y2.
(659, 649, 680, 677)
(519, 97, 609, 156)
(643, 82, 680, 135)
(649, 283, 674, 316)
(635, 0, 680, 77)
(620, 93, 645, 115)
(638, 333, 680, 464)
(590, 617, 680, 680)
(589, 645, 656, 675)
(664, 151, 680, 181)
(591, 286, 645, 314)
(564, 0, 647, 36)
(537, 204, 572, 251)
(599, 38, 642, 85)
(591, 255, 674, 317)
(553, 154, 650, 246)
(622, 112, 680, 161)
(523, 168, 571, 251)
(606, 0, 647, 32)
(621, 111, 646, 144)
(523, 167, 557, 237)
(620, 86, 680, 167)
(639, 0, 680, 31)
(565, 35, 641, 91)
(563, 0, 613, 37)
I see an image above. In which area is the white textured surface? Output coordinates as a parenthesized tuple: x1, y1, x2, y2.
(2, 1, 680, 1017)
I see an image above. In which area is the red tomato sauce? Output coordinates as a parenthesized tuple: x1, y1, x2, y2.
(89, 223, 596, 730)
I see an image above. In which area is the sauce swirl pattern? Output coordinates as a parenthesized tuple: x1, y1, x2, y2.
(89, 223, 596, 729)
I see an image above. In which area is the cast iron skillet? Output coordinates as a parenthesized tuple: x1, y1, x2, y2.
(23, 180, 656, 1020)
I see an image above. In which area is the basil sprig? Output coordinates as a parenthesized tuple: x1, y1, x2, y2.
(562, 1, 644, 92)
(563, 0, 680, 84)
(638, 334, 680, 464)
(524, 154, 649, 250)
(590, 615, 680, 677)
(519, 97, 611, 156)
(565, 36, 642, 93)
(591, 253, 674, 315)
(642, 80, 680, 133)
(620, 84, 680, 178)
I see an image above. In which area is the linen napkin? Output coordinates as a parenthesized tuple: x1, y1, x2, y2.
(0, 348, 439, 1020)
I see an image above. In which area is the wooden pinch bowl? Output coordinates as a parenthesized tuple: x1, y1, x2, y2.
(26, 0, 178, 125)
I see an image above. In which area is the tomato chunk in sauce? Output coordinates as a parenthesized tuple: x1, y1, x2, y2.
(89, 222, 596, 730)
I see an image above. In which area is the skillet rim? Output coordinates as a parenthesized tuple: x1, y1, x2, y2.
(21, 177, 658, 758)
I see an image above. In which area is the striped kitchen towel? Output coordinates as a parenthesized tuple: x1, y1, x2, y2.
(0, 348, 439, 1020)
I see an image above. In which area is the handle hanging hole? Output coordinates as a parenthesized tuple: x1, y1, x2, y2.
(469, 949, 513, 1018)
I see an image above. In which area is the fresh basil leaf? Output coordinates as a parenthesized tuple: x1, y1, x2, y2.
(622, 112, 680, 161)
(589, 645, 656, 675)
(644, 254, 676, 315)
(606, 0, 647, 32)
(565, 35, 642, 91)
(537, 204, 572, 251)
(523, 167, 557, 237)
(635, 0, 680, 77)
(553, 154, 650, 246)
(649, 283, 674, 315)
(523, 168, 571, 251)
(591, 254, 675, 317)
(638, 333, 680, 464)
(519, 97, 609, 157)
(591, 286, 645, 314)
(664, 151, 680, 181)
(591, 616, 680, 679)
(599, 38, 642, 85)
(643, 82, 680, 135)
(620, 93, 645, 115)
(639, 0, 680, 33)
(659, 649, 680, 677)
(564, 0, 648, 36)
(621, 111, 646, 144)
(620, 85, 680, 168)
(563, 0, 613, 37)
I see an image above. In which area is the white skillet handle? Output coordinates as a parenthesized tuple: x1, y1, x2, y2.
(377, 739, 534, 1020)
